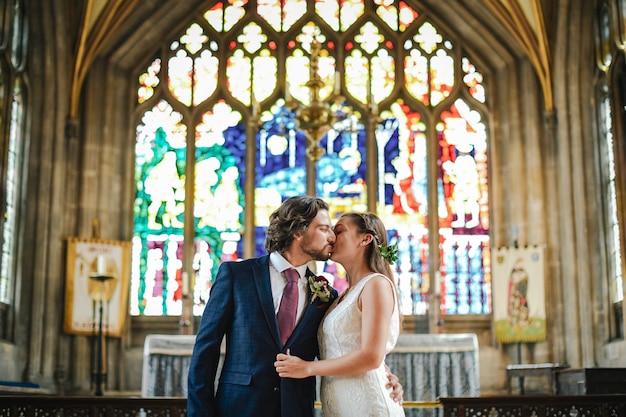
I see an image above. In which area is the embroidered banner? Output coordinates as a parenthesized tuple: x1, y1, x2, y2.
(493, 246, 547, 343)
(63, 237, 131, 337)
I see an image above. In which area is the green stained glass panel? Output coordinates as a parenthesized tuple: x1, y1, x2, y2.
(193, 101, 246, 308)
(132, 101, 187, 316)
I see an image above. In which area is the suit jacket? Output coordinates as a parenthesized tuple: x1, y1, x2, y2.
(187, 255, 336, 417)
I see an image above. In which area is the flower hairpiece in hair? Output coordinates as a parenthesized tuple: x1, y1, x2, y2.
(379, 242, 399, 263)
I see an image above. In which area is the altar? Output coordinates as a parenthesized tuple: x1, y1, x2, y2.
(141, 333, 479, 416)
(387, 333, 480, 402)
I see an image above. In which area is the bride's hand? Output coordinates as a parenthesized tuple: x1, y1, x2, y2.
(275, 349, 310, 379)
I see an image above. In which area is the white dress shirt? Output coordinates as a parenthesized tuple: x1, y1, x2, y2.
(269, 252, 309, 325)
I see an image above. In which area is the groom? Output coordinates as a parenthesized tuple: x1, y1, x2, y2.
(187, 196, 402, 417)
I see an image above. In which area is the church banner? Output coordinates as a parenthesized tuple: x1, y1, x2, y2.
(63, 238, 131, 337)
(493, 246, 547, 343)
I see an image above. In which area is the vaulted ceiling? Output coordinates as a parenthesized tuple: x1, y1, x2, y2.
(69, 0, 554, 117)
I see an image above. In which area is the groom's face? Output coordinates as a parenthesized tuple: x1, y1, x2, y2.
(298, 209, 335, 262)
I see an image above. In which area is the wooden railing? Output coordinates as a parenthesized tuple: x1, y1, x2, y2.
(0, 396, 440, 416)
(3, 395, 625, 416)
(440, 394, 626, 417)
(0, 396, 188, 417)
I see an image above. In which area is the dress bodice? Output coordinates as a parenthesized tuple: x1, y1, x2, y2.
(317, 273, 404, 417)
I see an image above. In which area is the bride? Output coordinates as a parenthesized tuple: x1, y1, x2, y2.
(275, 212, 405, 417)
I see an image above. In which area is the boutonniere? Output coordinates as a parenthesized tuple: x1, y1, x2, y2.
(308, 274, 335, 304)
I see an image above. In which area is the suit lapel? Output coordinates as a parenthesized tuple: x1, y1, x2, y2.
(252, 255, 282, 347)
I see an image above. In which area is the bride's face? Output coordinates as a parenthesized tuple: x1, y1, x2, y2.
(329, 217, 363, 264)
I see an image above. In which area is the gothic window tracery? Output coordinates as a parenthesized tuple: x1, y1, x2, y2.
(132, 0, 491, 317)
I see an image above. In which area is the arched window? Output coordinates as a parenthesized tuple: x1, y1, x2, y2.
(131, 1, 491, 320)
(596, 0, 625, 340)
(0, 0, 28, 340)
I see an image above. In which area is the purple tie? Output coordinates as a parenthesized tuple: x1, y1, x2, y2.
(277, 268, 300, 345)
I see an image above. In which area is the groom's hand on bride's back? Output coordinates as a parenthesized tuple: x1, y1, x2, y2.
(384, 364, 404, 405)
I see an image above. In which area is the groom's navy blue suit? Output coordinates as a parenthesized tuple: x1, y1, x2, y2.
(187, 255, 335, 417)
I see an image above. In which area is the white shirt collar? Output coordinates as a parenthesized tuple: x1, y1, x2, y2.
(270, 252, 308, 279)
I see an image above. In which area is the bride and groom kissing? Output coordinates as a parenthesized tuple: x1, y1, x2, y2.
(188, 195, 405, 417)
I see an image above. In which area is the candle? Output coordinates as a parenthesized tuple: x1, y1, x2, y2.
(334, 71, 340, 95)
(182, 271, 189, 296)
(434, 271, 441, 295)
(97, 255, 107, 276)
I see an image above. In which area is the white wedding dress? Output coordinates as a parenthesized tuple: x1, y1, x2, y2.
(318, 273, 405, 417)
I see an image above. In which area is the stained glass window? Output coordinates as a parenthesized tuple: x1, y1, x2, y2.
(595, 0, 623, 340)
(598, 75, 624, 339)
(599, 83, 623, 307)
(132, 0, 491, 317)
(193, 101, 246, 313)
(133, 102, 187, 316)
(377, 101, 429, 314)
(0, 78, 23, 305)
(0, 0, 27, 340)
(437, 99, 490, 314)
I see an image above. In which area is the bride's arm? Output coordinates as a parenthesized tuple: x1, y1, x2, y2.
(275, 275, 395, 378)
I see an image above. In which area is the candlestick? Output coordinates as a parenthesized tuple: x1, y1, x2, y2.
(89, 273, 113, 396)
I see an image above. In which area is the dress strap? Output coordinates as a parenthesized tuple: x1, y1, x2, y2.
(354, 273, 398, 305)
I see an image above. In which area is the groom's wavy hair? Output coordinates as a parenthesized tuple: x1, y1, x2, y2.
(265, 196, 329, 253)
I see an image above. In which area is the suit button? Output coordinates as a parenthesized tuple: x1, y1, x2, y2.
(273, 387, 280, 393)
